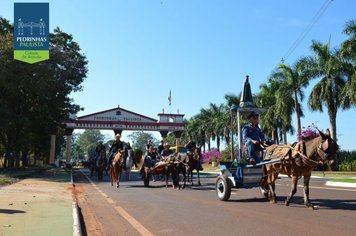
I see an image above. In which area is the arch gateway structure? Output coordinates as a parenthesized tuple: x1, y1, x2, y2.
(49, 107, 185, 165)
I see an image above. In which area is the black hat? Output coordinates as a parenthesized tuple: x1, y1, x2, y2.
(247, 111, 259, 119)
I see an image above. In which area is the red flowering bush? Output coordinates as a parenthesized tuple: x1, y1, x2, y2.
(201, 149, 222, 164)
(298, 124, 320, 140)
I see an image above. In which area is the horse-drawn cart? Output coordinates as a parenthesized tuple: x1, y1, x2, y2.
(216, 160, 279, 201)
(215, 76, 338, 205)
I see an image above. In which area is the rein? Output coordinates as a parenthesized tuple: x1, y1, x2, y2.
(290, 140, 326, 167)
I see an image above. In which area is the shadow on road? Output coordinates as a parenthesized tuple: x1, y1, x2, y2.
(0, 209, 26, 214)
(228, 195, 356, 211)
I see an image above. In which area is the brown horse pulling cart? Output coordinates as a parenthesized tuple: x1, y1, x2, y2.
(216, 129, 338, 208)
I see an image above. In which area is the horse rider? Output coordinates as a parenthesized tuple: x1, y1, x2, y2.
(242, 111, 272, 165)
(95, 140, 107, 166)
(161, 142, 174, 160)
(125, 142, 138, 168)
(95, 140, 106, 157)
(157, 140, 164, 160)
(185, 135, 203, 171)
(108, 134, 125, 168)
(185, 135, 196, 152)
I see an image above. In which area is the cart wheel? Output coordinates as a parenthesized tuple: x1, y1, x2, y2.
(216, 176, 232, 201)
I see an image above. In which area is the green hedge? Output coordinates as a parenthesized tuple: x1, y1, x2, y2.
(338, 151, 356, 172)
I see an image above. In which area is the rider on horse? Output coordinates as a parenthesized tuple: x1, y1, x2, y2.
(242, 112, 273, 165)
(95, 140, 107, 166)
(108, 134, 125, 168)
(125, 142, 138, 168)
(95, 141, 106, 156)
(185, 135, 203, 171)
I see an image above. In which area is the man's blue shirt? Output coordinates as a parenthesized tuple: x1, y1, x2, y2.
(242, 123, 266, 144)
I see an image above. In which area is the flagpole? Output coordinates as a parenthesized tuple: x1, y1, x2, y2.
(168, 89, 172, 114)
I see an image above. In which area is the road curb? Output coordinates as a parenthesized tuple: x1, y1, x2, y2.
(71, 170, 82, 236)
(325, 181, 356, 188)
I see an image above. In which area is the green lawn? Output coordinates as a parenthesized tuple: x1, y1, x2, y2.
(0, 176, 13, 185)
(329, 177, 356, 183)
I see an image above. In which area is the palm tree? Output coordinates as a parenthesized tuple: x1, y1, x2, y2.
(270, 57, 313, 141)
(198, 108, 214, 151)
(308, 39, 351, 141)
(208, 103, 227, 151)
(185, 116, 206, 151)
(340, 19, 356, 106)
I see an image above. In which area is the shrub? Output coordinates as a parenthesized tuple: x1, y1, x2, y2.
(201, 149, 222, 164)
(338, 150, 356, 171)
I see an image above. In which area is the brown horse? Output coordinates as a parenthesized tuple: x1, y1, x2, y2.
(110, 150, 125, 188)
(264, 129, 338, 207)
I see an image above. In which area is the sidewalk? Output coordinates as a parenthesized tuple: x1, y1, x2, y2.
(0, 168, 78, 236)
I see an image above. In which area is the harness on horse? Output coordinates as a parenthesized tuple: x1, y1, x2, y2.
(262, 140, 327, 179)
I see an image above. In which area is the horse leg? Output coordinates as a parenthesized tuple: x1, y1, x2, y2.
(285, 175, 298, 206)
(197, 170, 201, 186)
(303, 174, 311, 207)
(267, 172, 278, 204)
(110, 166, 115, 186)
(190, 169, 194, 186)
(181, 167, 186, 189)
(115, 165, 120, 188)
(165, 171, 169, 188)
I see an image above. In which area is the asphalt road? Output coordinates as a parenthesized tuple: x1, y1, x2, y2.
(73, 169, 356, 236)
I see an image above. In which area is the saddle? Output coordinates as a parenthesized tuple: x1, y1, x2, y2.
(264, 144, 292, 161)
(264, 143, 305, 167)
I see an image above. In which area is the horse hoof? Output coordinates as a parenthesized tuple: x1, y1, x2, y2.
(198, 182, 201, 186)
(285, 200, 290, 206)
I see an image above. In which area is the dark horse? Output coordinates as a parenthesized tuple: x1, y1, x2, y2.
(264, 129, 338, 207)
(140, 153, 187, 189)
(96, 149, 107, 181)
(186, 149, 203, 186)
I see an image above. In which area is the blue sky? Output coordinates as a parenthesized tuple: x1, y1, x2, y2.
(1, 0, 355, 150)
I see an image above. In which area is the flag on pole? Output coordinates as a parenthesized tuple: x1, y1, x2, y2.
(168, 90, 171, 106)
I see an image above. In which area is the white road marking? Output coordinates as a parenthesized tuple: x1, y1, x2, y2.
(106, 198, 115, 204)
(79, 169, 154, 236)
(114, 206, 154, 236)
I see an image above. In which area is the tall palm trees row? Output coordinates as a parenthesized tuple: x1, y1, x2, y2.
(184, 19, 355, 150)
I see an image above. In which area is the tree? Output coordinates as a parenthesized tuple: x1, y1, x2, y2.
(340, 19, 356, 106)
(308, 39, 351, 141)
(127, 132, 158, 152)
(0, 17, 88, 167)
(269, 57, 314, 141)
(76, 130, 104, 157)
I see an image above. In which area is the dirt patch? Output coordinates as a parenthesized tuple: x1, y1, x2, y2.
(73, 183, 104, 236)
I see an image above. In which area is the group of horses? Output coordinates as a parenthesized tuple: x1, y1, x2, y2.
(89, 129, 339, 208)
(110, 148, 203, 189)
(89, 148, 134, 182)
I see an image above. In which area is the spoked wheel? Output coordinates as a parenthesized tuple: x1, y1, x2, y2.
(216, 176, 232, 201)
